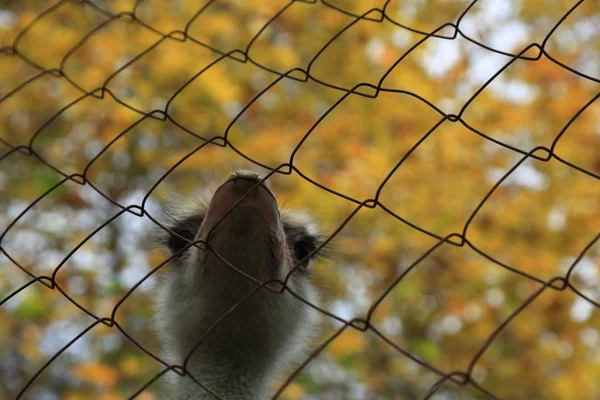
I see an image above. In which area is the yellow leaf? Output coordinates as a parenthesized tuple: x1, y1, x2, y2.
(327, 329, 366, 357)
(281, 382, 305, 400)
(136, 393, 156, 400)
(72, 362, 119, 387)
(120, 355, 142, 378)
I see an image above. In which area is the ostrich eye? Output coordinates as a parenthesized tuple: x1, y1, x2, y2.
(283, 221, 320, 270)
(164, 214, 204, 259)
(293, 238, 317, 268)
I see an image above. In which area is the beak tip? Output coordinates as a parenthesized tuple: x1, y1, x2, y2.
(228, 170, 272, 189)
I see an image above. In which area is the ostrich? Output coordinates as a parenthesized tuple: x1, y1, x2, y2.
(153, 170, 323, 399)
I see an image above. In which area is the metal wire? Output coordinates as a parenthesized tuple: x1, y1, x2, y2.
(1, 0, 598, 399)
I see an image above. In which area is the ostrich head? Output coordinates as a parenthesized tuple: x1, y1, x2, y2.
(153, 170, 322, 399)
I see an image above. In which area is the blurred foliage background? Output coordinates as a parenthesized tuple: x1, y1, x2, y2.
(1, 0, 599, 399)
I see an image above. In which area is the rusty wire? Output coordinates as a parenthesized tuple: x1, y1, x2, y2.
(0, 0, 599, 399)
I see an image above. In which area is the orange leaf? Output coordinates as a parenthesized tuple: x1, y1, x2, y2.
(71, 362, 119, 387)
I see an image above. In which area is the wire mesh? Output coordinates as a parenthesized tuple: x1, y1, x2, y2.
(1, 0, 599, 399)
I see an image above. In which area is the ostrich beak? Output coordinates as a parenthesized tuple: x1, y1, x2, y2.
(195, 170, 287, 279)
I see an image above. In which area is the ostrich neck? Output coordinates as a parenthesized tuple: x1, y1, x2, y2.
(165, 286, 295, 400)
(174, 354, 272, 400)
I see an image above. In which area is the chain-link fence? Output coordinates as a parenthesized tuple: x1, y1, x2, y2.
(1, 0, 599, 399)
